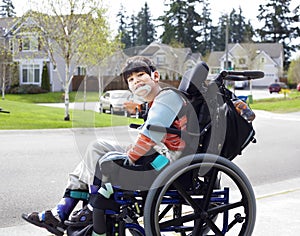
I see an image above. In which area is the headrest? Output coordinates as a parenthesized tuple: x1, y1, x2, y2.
(178, 61, 209, 95)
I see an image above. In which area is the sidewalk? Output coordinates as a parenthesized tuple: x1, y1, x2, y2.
(1, 177, 299, 236)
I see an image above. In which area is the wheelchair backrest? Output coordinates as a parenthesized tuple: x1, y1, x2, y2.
(175, 62, 255, 160)
(178, 61, 209, 96)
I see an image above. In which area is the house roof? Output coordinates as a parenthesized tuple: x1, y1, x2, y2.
(207, 43, 283, 68)
(0, 17, 15, 36)
(228, 43, 283, 59)
(207, 51, 224, 67)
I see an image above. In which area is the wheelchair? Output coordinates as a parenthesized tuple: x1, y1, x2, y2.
(90, 64, 264, 236)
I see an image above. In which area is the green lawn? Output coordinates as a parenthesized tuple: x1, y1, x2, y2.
(250, 90, 300, 113)
(0, 98, 143, 130)
(1, 90, 299, 130)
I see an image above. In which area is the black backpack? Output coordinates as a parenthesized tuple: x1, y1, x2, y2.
(149, 62, 256, 161)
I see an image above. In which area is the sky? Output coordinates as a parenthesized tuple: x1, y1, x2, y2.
(13, 0, 300, 58)
(14, 0, 266, 26)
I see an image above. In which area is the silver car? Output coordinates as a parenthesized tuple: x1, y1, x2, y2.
(99, 90, 131, 114)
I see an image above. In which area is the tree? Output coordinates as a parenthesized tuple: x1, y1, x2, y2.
(257, 0, 300, 70)
(31, 0, 120, 120)
(183, 0, 201, 52)
(210, 14, 227, 51)
(0, 30, 13, 100)
(128, 14, 137, 47)
(197, 0, 212, 56)
(287, 56, 300, 85)
(41, 63, 50, 91)
(117, 4, 131, 49)
(160, 0, 188, 46)
(0, 0, 15, 17)
(136, 2, 156, 46)
(160, 0, 203, 52)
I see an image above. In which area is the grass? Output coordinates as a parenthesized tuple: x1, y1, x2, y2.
(250, 90, 300, 113)
(4, 91, 100, 103)
(0, 95, 143, 130)
(1, 90, 299, 130)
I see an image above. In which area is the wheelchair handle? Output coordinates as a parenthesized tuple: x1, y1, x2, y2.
(213, 70, 264, 86)
(0, 108, 10, 114)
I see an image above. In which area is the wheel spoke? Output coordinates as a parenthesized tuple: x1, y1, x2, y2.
(158, 204, 173, 221)
(172, 180, 203, 212)
(208, 200, 243, 215)
(159, 212, 199, 229)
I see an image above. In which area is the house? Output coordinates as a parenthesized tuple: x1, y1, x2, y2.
(1, 13, 203, 92)
(0, 13, 85, 92)
(87, 42, 203, 91)
(207, 43, 284, 86)
(138, 42, 202, 81)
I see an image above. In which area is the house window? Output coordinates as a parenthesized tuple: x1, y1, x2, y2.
(261, 57, 265, 63)
(156, 55, 166, 65)
(239, 58, 246, 64)
(77, 66, 86, 76)
(22, 64, 40, 84)
(21, 36, 39, 51)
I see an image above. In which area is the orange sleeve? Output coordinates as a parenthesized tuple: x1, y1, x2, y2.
(127, 133, 156, 162)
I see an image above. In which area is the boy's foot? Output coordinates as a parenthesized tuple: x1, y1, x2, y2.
(64, 205, 93, 227)
(22, 210, 66, 236)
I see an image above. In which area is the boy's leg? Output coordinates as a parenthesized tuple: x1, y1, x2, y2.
(21, 187, 89, 236)
(22, 139, 125, 235)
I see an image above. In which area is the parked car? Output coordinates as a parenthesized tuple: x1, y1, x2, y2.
(234, 80, 248, 89)
(297, 83, 300, 92)
(268, 82, 288, 93)
(99, 90, 131, 114)
(123, 94, 147, 118)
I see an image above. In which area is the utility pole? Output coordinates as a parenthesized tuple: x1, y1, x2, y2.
(225, 14, 229, 71)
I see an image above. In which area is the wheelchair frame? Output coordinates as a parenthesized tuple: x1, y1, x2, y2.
(94, 67, 263, 236)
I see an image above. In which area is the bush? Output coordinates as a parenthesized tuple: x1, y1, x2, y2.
(8, 84, 48, 94)
(41, 63, 51, 91)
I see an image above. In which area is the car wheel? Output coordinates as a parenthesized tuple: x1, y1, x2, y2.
(135, 108, 139, 119)
(99, 104, 105, 113)
(124, 110, 130, 117)
(110, 106, 114, 115)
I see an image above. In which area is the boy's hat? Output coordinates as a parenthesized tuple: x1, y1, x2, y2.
(120, 56, 156, 84)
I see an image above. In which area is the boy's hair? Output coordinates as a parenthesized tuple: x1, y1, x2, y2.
(121, 56, 157, 84)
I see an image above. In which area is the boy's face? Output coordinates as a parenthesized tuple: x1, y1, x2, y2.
(126, 71, 159, 98)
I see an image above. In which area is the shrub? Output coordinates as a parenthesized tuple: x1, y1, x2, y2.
(8, 84, 48, 94)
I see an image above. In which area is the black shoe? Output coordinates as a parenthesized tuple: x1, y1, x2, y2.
(64, 205, 93, 227)
(22, 210, 66, 236)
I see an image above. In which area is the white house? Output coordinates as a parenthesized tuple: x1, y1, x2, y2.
(0, 14, 84, 92)
(207, 43, 284, 86)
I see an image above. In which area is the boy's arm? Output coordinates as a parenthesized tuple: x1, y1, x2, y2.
(127, 90, 183, 162)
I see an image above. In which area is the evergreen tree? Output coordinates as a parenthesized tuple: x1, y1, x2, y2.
(41, 63, 50, 91)
(117, 4, 131, 48)
(229, 7, 255, 43)
(136, 2, 156, 46)
(128, 14, 137, 47)
(210, 14, 227, 52)
(243, 19, 256, 43)
(160, 0, 188, 46)
(197, 0, 212, 56)
(160, 0, 201, 52)
(0, 0, 15, 17)
(184, 1, 201, 52)
(257, 0, 300, 69)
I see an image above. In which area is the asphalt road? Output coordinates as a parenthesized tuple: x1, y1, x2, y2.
(0, 108, 300, 235)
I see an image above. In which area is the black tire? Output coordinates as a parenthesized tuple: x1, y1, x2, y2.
(124, 110, 130, 117)
(110, 106, 114, 115)
(144, 153, 256, 236)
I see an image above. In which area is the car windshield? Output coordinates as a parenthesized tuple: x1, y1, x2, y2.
(111, 92, 129, 99)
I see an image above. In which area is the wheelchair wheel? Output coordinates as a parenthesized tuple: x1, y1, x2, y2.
(144, 153, 256, 236)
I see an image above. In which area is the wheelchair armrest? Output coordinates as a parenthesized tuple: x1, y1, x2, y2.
(147, 124, 182, 136)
